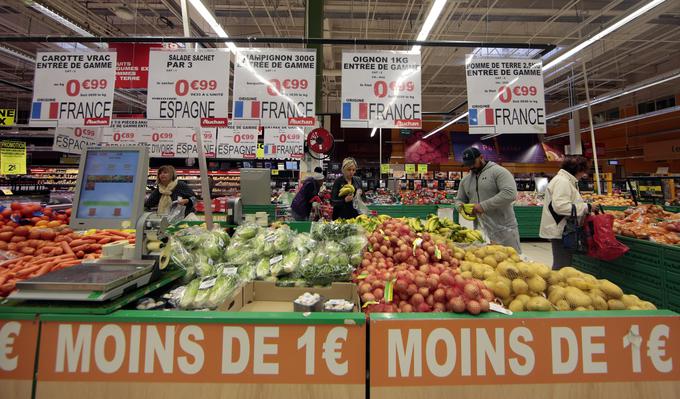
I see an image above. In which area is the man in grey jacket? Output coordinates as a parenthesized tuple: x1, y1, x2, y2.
(455, 147, 521, 252)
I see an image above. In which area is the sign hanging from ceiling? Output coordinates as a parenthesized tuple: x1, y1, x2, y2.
(263, 127, 305, 159)
(174, 129, 218, 158)
(216, 124, 259, 159)
(146, 49, 230, 128)
(341, 51, 422, 129)
(109, 43, 162, 89)
(52, 127, 101, 155)
(232, 48, 317, 128)
(0, 109, 16, 126)
(30, 51, 116, 127)
(465, 56, 546, 134)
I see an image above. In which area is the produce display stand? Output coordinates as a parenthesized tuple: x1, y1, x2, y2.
(573, 237, 680, 312)
(26, 310, 366, 399)
(242, 204, 277, 223)
(368, 205, 438, 220)
(513, 206, 542, 239)
(0, 314, 40, 399)
(369, 310, 680, 399)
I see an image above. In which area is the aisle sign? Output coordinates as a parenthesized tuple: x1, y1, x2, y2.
(30, 51, 116, 127)
(147, 49, 230, 127)
(36, 321, 365, 385)
(465, 56, 545, 134)
(417, 164, 428, 173)
(52, 127, 101, 155)
(233, 48, 316, 128)
(0, 318, 40, 399)
(263, 127, 304, 159)
(174, 129, 218, 158)
(370, 314, 680, 388)
(381, 164, 391, 174)
(0, 109, 16, 126)
(109, 43, 162, 89)
(341, 51, 422, 129)
(0, 140, 26, 175)
(216, 124, 258, 159)
(405, 164, 416, 174)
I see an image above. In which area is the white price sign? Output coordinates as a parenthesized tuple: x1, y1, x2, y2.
(232, 48, 317, 128)
(263, 127, 304, 159)
(341, 51, 422, 129)
(216, 125, 259, 159)
(52, 127, 101, 155)
(100, 125, 144, 146)
(147, 49, 230, 127)
(174, 129, 218, 158)
(465, 56, 546, 134)
(31, 52, 116, 127)
(141, 127, 185, 158)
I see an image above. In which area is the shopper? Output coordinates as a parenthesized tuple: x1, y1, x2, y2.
(290, 171, 325, 221)
(455, 147, 521, 252)
(540, 155, 593, 269)
(331, 157, 362, 220)
(145, 165, 197, 217)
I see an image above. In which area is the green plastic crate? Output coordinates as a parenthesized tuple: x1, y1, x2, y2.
(286, 221, 312, 233)
(242, 204, 276, 222)
(666, 278, 680, 313)
(664, 246, 680, 276)
(664, 206, 680, 213)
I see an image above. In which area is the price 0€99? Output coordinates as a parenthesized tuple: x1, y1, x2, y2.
(151, 132, 173, 142)
(266, 79, 309, 96)
(373, 80, 416, 98)
(497, 85, 538, 103)
(65, 79, 108, 96)
(175, 79, 218, 96)
(233, 133, 256, 143)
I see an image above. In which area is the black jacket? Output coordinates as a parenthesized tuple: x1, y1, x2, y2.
(145, 180, 197, 216)
(331, 176, 361, 220)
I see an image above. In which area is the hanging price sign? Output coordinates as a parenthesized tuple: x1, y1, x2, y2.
(174, 129, 218, 158)
(341, 51, 422, 129)
(233, 48, 317, 128)
(30, 52, 116, 127)
(52, 127, 101, 155)
(147, 49, 230, 127)
(263, 128, 305, 159)
(216, 124, 259, 159)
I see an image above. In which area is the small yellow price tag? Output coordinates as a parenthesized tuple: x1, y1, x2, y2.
(418, 164, 428, 173)
(271, 169, 279, 175)
(1, 188, 12, 195)
(405, 164, 416, 173)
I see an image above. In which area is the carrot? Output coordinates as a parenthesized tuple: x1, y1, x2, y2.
(51, 260, 82, 271)
(88, 244, 102, 251)
(48, 247, 64, 256)
(15, 264, 42, 278)
(61, 241, 76, 258)
(0, 256, 33, 267)
(37, 262, 56, 276)
(71, 244, 90, 253)
(102, 229, 131, 238)
(85, 253, 98, 260)
(97, 237, 113, 245)
(69, 239, 96, 247)
(76, 250, 85, 259)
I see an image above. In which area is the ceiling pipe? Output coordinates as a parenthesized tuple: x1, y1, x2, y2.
(0, 35, 556, 53)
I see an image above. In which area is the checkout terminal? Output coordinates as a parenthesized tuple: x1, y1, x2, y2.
(11, 146, 168, 302)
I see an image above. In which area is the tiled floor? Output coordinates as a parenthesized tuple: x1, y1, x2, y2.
(520, 240, 553, 266)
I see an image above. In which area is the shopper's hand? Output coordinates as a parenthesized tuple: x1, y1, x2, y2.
(177, 198, 189, 206)
(345, 194, 354, 202)
(473, 204, 484, 215)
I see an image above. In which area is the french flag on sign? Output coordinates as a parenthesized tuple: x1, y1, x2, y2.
(468, 108, 495, 126)
(31, 102, 59, 120)
(234, 100, 261, 118)
(342, 102, 368, 120)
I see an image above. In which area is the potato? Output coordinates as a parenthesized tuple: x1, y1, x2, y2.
(526, 296, 552, 311)
(508, 299, 525, 312)
(515, 294, 531, 305)
(511, 279, 529, 295)
(555, 299, 571, 311)
(527, 275, 547, 294)
(607, 299, 626, 310)
(493, 280, 511, 299)
(599, 280, 623, 299)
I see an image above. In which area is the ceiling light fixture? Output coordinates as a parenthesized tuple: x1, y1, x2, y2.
(411, 0, 447, 53)
(30, 2, 93, 37)
(422, 111, 468, 139)
(425, 0, 668, 138)
(370, 127, 377, 137)
(543, 0, 667, 71)
(187, 0, 238, 53)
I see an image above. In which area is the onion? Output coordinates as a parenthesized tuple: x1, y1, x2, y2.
(419, 264, 430, 274)
(451, 297, 466, 313)
(362, 293, 376, 303)
(433, 302, 446, 312)
(464, 283, 480, 299)
(481, 289, 495, 302)
(440, 272, 455, 287)
(386, 249, 394, 258)
(361, 259, 371, 268)
(416, 303, 432, 312)
(479, 298, 490, 312)
(372, 280, 385, 289)
(359, 283, 372, 294)
(467, 300, 481, 315)
(411, 293, 425, 305)
(366, 266, 376, 273)
(445, 288, 457, 301)
(406, 284, 418, 296)
(454, 274, 466, 287)
(402, 303, 414, 313)
(414, 275, 427, 288)
(433, 288, 446, 302)
(427, 277, 439, 290)
(374, 288, 384, 300)
(417, 255, 428, 265)
(365, 275, 377, 284)
(426, 294, 435, 307)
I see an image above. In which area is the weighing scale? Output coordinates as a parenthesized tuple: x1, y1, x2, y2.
(9, 146, 175, 302)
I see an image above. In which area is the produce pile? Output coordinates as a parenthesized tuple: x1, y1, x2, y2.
(364, 188, 399, 205)
(353, 218, 493, 314)
(457, 244, 657, 311)
(0, 228, 135, 297)
(612, 205, 680, 245)
(583, 193, 635, 207)
(400, 189, 454, 205)
(514, 192, 543, 206)
(344, 215, 483, 244)
(0, 202, 71, 227)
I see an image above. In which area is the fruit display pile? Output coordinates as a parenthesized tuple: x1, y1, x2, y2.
(515, 192, 543, 206)
(400, 189, 455, 205)
(354, 218, 493, 314)
(0, 226, 135, 297)
(458, 245, 656, 311)
(344, 214, 483, 244)
(612, 205, 680, 245)
(583, 193, 635, 207)
(364, 189, 399, 205)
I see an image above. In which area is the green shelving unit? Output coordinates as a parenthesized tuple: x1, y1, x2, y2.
(242, 204, 277, 222)
(513, 206, 542, 239)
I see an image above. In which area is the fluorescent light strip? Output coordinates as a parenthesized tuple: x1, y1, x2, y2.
(546, 69, 680, 120)
(31, 2, 107, 48)
(426, 0, 668, 137)
(411, 0, 447, 53)
(423, 111, 468, 139)
(370, 127, 377, 137)
(188, 0, 238, 53)
(543, 0, 667, 71)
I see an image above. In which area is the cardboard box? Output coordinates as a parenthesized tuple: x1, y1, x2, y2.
(220, 281, 360, 312)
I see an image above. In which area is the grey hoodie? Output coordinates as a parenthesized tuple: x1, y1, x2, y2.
(455, 161, 521, 251)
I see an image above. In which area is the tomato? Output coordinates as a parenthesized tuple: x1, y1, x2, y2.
(10, 202, 21, 211)
(1, 208, 11, 218)
(35, 220, 48, 227)
(42, 207, 53, 216)
(21, 208, 34, 218)
(14, 226, 30, 237)
(0, 231, 12, 241)
(56, 214, 67, 221)
(47, 221, 62, 228)
(30, 217, 42, 225)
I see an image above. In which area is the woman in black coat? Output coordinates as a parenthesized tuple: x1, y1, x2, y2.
(145, 165, 196, 217)
(331, 157, 362, 220)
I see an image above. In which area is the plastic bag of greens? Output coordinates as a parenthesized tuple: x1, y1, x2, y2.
(168, 238, 197, 283)
(194, 254, 215, 277)
(292, 232, 317, 255)
(262, 227, 294, 256)
(173, 226, 205, 249)
(310, 222, 363, 241)
(298, 241, 353, 286)
(192, 275, 220, 309)
(255, 257, 270, 279)
(196, 230, 224, 262)
(205, 273, 241, 309)
(281, 250, 301, 275)
(340, 234, 368, 255)
(179, 279, 200, 309)
(238, 260, 256, 281)
(225, 239, 251, 261)
(233, 222, 261, 241)
(269, 253, 285, 276)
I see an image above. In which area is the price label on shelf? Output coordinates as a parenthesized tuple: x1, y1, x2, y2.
(271, 169, 279, 175)
(417, 164, 428, 173)
(465, 56, 546, 134)
(233, 48, 317, 128)
(30, 52, 116, 127)
(341, 51, 422, 129)
(216, 124, 259, 159)
(405, 164, 416, 174)
(147, 49, 230, 127)
(1, 140, 27, 175)
(380, 164, 391, 174)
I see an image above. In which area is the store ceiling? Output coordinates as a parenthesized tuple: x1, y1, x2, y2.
(0, 0, 679, 125)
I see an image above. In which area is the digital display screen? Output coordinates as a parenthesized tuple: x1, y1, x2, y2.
(608, 160, 619, 165)
(76, 150, 139, 220)
(285, 161, 298, 170)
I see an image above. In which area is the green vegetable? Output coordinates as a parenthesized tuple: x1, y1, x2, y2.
(179, 279, 200, 309)
(269, 255, 285, 276)
(195, 254, 214, 277)
(349, 253, 363, 266)
(206, 274, 240, 309)
(281, 251, 301, 274)
(341, 235, 367, 254)
(192, 277, 215, 309)
(234, 223, 260, 241)
(255, 258, 270, 279)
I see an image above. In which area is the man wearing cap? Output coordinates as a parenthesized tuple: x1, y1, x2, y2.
(455, 147, 521, 252)
(290, 171, 326, 221)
